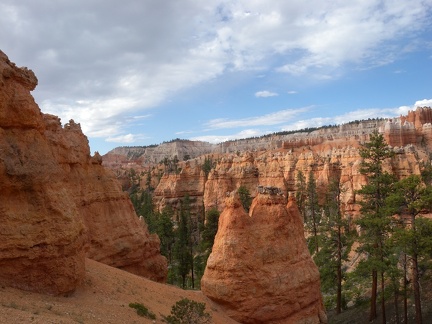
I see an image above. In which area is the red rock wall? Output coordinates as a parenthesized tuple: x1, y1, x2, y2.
(0, 51, 167, 295)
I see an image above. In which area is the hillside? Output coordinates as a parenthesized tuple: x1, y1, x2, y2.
(0, 259, 236, 324)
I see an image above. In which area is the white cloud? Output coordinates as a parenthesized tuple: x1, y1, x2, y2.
(255, 90, 278, 97)
(205, 106, 312, 129)
(191, 129, 264, 143)
(106, 133, 149, 143)
(281, 101, 432, 131)
(1, 0, 431, 145)
(414, 99, 432, 108)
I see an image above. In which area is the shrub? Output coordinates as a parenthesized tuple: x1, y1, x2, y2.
(129, 302, 156, 320)
(163, 298, 211, 324)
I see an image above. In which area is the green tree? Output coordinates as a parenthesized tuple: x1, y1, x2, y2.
(201, 208, 220, 252)
(163, 298, 211, 324)
(386, 175, 432, 324)
(315, 179, 353, 314)
(238, 185, 252, 212)
(356, 131, 394, 322)
(201, 156, 213, 179)
(295, 170, 307, 221)
(305, 171, 321, 254)
(155, 206, 175, 262)
(173, 203, 192, 289)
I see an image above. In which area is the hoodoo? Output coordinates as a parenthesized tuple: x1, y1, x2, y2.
(201, 189, 327, 323)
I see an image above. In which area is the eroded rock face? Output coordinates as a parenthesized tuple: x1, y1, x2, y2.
(0, 51, 167, 294)
(201, 192, 327, 324)
(0, 51, 86, 295)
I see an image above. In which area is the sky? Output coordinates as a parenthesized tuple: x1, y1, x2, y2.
(2, 0, 432, 155)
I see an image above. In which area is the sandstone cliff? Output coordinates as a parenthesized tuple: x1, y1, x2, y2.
(0, 51, 166, 295)
(201, 192, 327, 323)
(103, 140, 215, 167)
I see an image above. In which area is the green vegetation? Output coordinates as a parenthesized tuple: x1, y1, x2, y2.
(201, 156, 213, 179)
(129, 302, 156, 320)
(299, 131, 432, 323)
(163, 298, 211, 324)
(355, 131, 395, 322)
(237, 185, 252, 212)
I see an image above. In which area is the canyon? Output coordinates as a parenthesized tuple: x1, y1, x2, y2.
(2, 48, 432, 323)
(0, 50, 328, 323)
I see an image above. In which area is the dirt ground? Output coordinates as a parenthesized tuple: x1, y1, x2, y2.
(0, 259, 237, 324)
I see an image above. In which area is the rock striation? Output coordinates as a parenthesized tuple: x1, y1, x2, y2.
(0, 51, 166, 295)
(201, 191, 327, 324)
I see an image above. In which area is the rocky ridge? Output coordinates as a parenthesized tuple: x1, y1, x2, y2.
(105, 107, 432, 218)
(0, 51, 166, 295)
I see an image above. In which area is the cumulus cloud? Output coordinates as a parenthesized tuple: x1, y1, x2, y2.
(255, 90, 278, 97)
(1, 0, 431, 147)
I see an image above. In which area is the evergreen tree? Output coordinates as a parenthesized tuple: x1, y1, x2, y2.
(386, 175, 432, 324)
(295, 170, 307, 221)
(315, 180, 354, 314)
(202, 156, 213, 179)
(173, 201, 192, 289)
(201, 208, 220, 253)
(305, 171, 321, 254)
(356, 131, 395, 322)
(238, 185, 252, 213)
(156, 206, 175, 262)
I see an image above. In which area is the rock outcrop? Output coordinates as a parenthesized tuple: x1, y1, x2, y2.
(201, 191, 327, 324)
(0, 51, 167, 294)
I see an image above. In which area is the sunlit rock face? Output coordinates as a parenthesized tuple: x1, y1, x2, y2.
(201, 192, 327, 324)
(0, 51, 167, 295)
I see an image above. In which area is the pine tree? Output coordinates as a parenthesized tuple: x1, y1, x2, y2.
(155, 206, 175, 262)
(201, 208, 220, 254)
(305, 171, 321, 254)
(386, 175, 432, 324)
(356, 131, 395, 322)
(174, 205, 192, 289)
(315, 179, 354, 314)
(295, 170, 307, 221)
(238, 185, 252, 213)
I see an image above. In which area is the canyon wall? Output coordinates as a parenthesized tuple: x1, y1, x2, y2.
(0, 51, 166, 295)
(104, 107, 432, 219)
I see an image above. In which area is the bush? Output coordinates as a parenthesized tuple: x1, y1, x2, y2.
(163, 298, 211, 324)
(129, 302, 156, 320)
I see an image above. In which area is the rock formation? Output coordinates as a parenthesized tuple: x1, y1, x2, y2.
(104, 108, 432, 221)
(201, 191, 327, 324)
(0, 51, 166, 295)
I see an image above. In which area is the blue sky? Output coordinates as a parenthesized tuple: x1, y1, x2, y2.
(2, 0, 432, 154)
